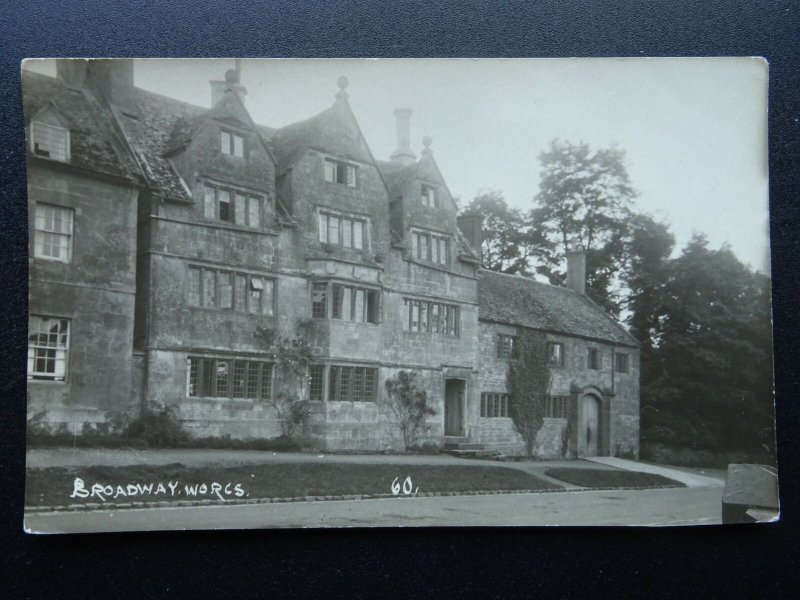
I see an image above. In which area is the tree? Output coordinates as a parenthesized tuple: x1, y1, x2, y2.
(383, 371, 436, 450)
(531, 140, 637, 314)
(255, 318, 316, 440)
(461, 191, 550, 274)
(639, 234, 774, 459)
(507, 329, 551, 456)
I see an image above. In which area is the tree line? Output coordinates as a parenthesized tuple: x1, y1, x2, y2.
(463, 140, 774, 463)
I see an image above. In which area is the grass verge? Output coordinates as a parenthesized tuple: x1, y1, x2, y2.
(26, 462, 560, 507)
(544, 468, 685, 488)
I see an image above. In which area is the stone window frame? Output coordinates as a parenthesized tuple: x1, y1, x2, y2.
(33, 203, 74, 263)
(401, 297, 460, 337)
(420, 183, 439, 208)
(587, 347, 601, 370)
(309, 279, 382, 324)
(187, 355, 273, 400)
(327, 363, 379, 403)
(548, 342, 565, 368)
(410, 227, 450, 266)
(220, 128, 246, 158)
(187, 263, 276, 316)
(496, 334, 518, 360)
(30, 120, 71, 162)
(317, 208, 369, 250)
(480, 392, 510, 418)
(323, 156, 358, 188)
(28, 315, 71, 382)
(545, 395, 569, 418)
(615, 351, 630, 374)
(203, 180, 268, 229)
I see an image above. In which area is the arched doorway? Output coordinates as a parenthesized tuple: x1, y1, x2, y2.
(581, 394, 601, 456)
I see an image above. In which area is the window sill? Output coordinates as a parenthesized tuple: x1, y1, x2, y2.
(28, 377, 68, 384)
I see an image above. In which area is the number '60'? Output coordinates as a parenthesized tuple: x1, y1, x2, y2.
(391, 476, 417, 495)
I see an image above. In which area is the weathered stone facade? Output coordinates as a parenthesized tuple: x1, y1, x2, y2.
(24, 60, 640, 457)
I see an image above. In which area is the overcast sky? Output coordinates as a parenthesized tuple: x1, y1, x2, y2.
(25, 57, 770, 272)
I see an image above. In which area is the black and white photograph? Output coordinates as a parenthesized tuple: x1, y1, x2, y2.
(21, 57, 776, 532)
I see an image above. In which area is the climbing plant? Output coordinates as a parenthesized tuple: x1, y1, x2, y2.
(507, 328, 551, 457)
(384, 370, 436, 450)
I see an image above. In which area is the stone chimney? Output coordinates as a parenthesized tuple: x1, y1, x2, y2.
(390, 108, 416, 166)
(87, 59, 136, 113)
(210, 66, 247, 107)
(56, 59, 90, 88)
(457, 214, 483, 262)
(566, 242, 587, 295)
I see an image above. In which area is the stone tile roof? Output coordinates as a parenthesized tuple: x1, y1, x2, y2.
(376, 159, 418, 197)
(478, 270, 639, 346)
(263, 108, 334, 173)
(21, 71, 139, 180)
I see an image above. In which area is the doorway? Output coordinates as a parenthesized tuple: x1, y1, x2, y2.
(444, 379, 465, 436)
(582, 394, 601, 456)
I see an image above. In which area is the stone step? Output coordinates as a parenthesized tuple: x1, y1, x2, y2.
(443, 442, 485, 451)
(443, 448, 506, 461)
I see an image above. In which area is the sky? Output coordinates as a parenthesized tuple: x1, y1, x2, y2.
(24, 57, 770, 272)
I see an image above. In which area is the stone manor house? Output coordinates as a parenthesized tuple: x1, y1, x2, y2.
(24, 59, 640, 458)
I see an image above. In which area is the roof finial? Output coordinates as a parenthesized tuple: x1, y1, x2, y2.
(336, 75, 349, 99)
(422, 135, 433, 156)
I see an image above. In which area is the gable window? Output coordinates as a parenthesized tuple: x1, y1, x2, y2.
(402, 298, 459, 337)
(548, 342, 564, 367)
(481, 393, 510, 418)
(187, 356, 273, 399)
(497, 334, 517, 359)
(421, 184, 439, 208)
(187, 265, 275, 315)
(328, 365, 378, 402)
(220, 129, 245, 158)
(615, 352, 630, 374)
(587, 347, 600, 370)
(318, 211, 367, 249)
(34, 204, 73, 263)
(411, 230, 449, 265)
(28, 316, 70, 381)
(204, 183, 263, 228)
(31, 121, 70, 162)
(324, 158, 357, 187)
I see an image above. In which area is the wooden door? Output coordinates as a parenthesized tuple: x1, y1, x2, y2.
(582, 395, 600, 456)
(444, 379, 464, 436)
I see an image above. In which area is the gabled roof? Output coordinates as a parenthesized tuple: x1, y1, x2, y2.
(21, 71, 139, 180)
(479, 270, 639, 347)
(263, 107, 335, 173)
(376, 159, 418, 197)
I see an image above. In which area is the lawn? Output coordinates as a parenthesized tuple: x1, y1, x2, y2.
(26, 462, 560, 508)
(544, 468, 685, 488)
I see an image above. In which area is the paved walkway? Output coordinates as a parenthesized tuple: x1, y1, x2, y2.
(586, 457, 725, 488)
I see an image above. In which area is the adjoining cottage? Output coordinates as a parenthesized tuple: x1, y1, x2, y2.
(24, 59, 640, 458)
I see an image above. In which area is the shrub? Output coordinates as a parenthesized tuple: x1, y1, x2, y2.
(384, 371, 436, 450)
(124, 406, 189, 448)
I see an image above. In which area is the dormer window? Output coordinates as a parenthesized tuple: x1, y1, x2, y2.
(31, 121, 70, 162)
(421, 184, 439, 208)
(324, 158, 357, 187)
(220, 129, 245, 157)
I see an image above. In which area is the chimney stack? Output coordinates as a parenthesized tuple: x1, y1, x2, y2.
(566, 242, 587, 295)
(85, 59, 137, 114)
(56, 59, 89, 88)
(210, 67, 247, 107)
(457, 214, 483, 262)
(390, 108, 416, 166)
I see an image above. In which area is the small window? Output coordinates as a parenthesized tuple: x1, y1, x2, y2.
(311, 282, 328, 318)
(548, 342, 564, 367)
(31, 121, 70, 162)
(497, 334, 517, 359)
(33, 204, 73, 263)
(221, 129, 245, 157)
(421, 184, 438, 208)
(615, 352, 630, 374)
(323, 158, 357, 187)
(545, 396, 569, 418)
(587, 347, 600, 370)
(309, 364, 325, 401)
(411, 230, 449, 265)
(28, 316, 70, 381)
(188, 265, 274, 313)
(403, 298, 459, 336)
(480, 393, 510, 418)
(328, 365, 378, 402)
(204, 184, 262, 228)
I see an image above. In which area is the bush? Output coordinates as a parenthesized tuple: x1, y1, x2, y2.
(124, 407, 190, 448)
